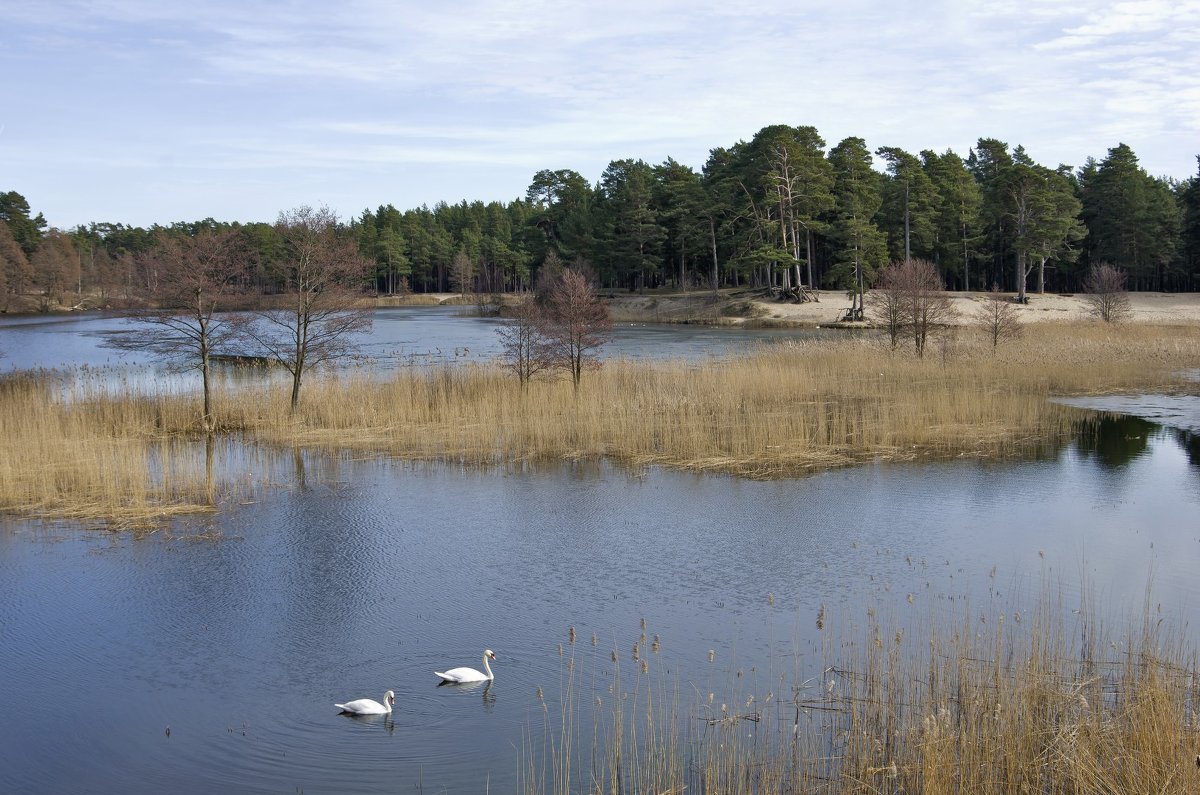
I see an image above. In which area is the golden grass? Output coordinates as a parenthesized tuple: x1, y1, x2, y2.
(263, 324, 1200, 475)
(526, 590, 1200, 794)
(2, 324, 1198, 525)
(0, 376, 223, 527)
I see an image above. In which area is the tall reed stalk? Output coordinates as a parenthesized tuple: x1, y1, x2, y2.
(527, 588, 1198, 794)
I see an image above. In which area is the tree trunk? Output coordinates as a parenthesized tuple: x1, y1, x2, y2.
(201, 350, 213, 432)
(290, 370, 303, 411)
(806, 229, 816, 291)
(791, 219, 803, 288)
(709, 218, 719, 293)
(199, 314, 213, 433)
(962, 221, 970, 291)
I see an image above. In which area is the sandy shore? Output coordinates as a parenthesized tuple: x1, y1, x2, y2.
(600, 289, 1200, 328)
(381, 289, 1200, 327)
(15, 287, 1200, 328)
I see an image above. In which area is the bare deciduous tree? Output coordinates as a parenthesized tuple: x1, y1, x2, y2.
(243, 206, 373, 411)
(870, 258, 956, 357)
(974, 284, 1023, 352)
(105, 228, 248, 431)
(544, 265, 612, 390)
(495, 296, 556, 387)
(1081, 262, 1132, 323)
(31, 231, 80, 310)
(0, 221, 28, 312)
(870, 267, 905, 349)
(450, 249, 474, 298)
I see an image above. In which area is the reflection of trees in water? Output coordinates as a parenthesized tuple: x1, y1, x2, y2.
(1074, 414, 1159, 469)
(1170, 428, 1200, 469)
(1021, 429, 1072, 465)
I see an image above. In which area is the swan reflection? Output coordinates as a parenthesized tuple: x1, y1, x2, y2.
(341, 712, 396, 734)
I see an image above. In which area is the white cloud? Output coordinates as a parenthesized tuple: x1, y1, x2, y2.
(3, 0, 1198, 227)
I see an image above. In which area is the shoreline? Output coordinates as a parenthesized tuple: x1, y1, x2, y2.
(603, 288, 1200, 328)
(375, 288, 1200, 329)
(8, 288, 1200, 329)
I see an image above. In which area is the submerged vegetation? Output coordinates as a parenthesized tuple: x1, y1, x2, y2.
(1, 323, 1198, 527)
(526, 589, 1199, 794)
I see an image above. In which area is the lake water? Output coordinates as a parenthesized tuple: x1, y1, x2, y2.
(0, 306, 839, 375)
(0, 307, 844, 401)
(0, 310, 1198, 793)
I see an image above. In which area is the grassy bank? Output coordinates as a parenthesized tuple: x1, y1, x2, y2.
(526, 591, 1198, 794)
(2, 324, 1198, 525)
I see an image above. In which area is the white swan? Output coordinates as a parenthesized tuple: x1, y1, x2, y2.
(435, 650, 497, 683)
(335, 690, 395, 715)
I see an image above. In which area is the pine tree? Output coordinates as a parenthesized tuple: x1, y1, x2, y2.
(597, 159, 666, 291)
(876, 146, 940, 264)
(1081, 143, 1180, 290)
(1179, 158, 1200, 287)
(827, 137, 887, 319)
(968, 138, 1015, 291)
(922, 149, 982, 290)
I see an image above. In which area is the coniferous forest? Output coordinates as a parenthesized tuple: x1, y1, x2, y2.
(3, 128, 1200, 312)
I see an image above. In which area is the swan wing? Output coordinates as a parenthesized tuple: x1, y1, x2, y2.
(436, 666, 485, 682)
(336, 697, 385, 714)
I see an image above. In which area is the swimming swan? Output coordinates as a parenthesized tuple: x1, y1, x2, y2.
(336, 690, 395, 715)
(435, 650, 497, 683)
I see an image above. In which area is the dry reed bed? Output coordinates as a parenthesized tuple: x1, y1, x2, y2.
(528, 595, 1199, 794)
(2, 325, 1198, 525)
(0, 377, 221, 527)
(268, 325, 1200, 475)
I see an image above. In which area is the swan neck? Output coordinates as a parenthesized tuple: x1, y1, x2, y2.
(483, 654, 494, 680)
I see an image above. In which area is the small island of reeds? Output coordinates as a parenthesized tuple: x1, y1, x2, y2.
(1, 323, 1198, 527)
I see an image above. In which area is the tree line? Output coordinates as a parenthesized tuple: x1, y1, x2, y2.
(3, 129, 1200, 312)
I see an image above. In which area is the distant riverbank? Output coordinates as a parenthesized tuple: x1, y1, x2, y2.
(8, 287, 1199, 329)
(377, 288, 1200, 328)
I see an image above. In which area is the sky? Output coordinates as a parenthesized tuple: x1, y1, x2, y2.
(2, 0, 1199, 231)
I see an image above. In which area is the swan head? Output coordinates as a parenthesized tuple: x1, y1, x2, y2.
(485, 650, 496, 661)
(385, 690, 396, 706)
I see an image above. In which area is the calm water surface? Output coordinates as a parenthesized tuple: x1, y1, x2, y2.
(0, 311, 1198, 793)
(0, 306, 836, 375)
(2, 415, 1198, 793)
